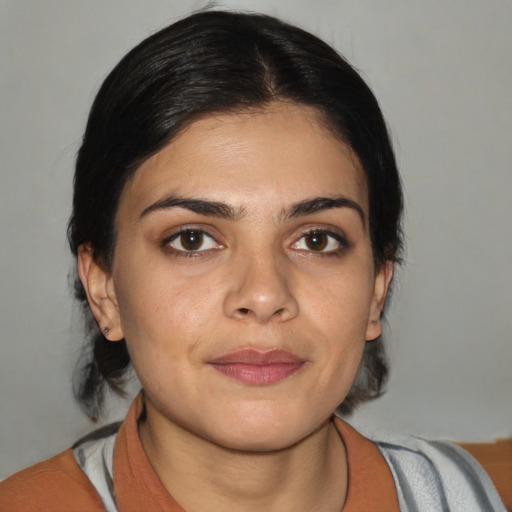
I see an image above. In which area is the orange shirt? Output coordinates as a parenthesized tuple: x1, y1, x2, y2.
(0, 395, 399, 511)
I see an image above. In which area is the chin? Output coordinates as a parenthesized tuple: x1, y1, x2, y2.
(212, 428, 304, 453)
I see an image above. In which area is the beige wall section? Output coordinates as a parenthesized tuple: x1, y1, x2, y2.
(1, 0, 511, 478)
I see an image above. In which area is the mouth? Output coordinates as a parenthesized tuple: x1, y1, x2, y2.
(207, 348, 306, 385)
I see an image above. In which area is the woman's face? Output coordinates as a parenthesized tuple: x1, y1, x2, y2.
(85, 103, 391, 451)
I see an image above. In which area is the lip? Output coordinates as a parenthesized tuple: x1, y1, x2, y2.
(208, 349, 306, 385)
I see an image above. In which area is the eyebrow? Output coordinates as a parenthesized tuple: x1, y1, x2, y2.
(282, 196, 366, 227)
(139, 194, 365, 226)
(139, 195, 245, 221)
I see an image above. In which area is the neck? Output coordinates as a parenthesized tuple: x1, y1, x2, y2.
(139, 404, 348, 512)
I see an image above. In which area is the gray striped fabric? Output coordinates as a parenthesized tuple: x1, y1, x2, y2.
(375, 433, 506, 512)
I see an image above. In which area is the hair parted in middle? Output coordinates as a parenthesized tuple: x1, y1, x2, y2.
(68, 9, 403, 420)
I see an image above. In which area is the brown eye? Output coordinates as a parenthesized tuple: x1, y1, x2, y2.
(304, 232, 328, 251)
(167, 229, 219, 253)
(291, 230, 347, 254)
(180, 230, 203, 250)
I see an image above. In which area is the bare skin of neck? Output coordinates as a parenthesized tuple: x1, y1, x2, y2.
(139, 404, 348, 512)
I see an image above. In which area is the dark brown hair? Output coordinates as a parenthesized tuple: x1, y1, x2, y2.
(68, 10, 403, 420)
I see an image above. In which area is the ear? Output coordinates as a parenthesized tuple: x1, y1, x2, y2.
(365, 261, 394, 341)
(77, 244, 124, 341)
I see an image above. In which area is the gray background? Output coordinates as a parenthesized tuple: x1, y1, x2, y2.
(1, 0, 511, 479)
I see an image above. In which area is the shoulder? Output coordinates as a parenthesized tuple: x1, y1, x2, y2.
(371, 431, 506, 511)
(0, 449, 104, 512)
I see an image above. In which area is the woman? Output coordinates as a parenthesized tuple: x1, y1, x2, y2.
(0, 10, 505, 512)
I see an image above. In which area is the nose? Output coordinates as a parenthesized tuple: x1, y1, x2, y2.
(223, 251, 299, 324)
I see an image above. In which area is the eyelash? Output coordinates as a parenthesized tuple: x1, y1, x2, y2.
(160, 227, 350, 258)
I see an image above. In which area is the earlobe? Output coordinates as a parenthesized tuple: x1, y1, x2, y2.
(77, 244, 124, 341)
(366, 261, 394, 341)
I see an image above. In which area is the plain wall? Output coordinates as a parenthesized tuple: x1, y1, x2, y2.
(1, 0, 511, 479)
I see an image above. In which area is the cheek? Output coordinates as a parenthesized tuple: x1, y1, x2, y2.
(298, 261, 374, 386)
(113, 259, 223, 354)
(305, 263, 375, 336)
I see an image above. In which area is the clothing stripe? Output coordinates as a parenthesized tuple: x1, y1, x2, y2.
(430, 441, 498, 511)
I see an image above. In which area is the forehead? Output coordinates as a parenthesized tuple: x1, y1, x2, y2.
(118, 103, 368, 222)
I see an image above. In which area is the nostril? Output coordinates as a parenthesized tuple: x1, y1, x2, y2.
(236, 307, 286, 318)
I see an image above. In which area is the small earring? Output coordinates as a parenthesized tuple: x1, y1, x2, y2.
(103, 327, 111, 336)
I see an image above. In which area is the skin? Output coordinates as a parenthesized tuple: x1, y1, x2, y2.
(79, 103, 393, 512)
